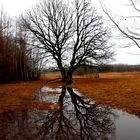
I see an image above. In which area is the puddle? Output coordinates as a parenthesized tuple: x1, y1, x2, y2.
(0, 86, 140, 140)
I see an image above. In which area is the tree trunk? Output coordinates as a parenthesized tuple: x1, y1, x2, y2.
(60, 70, 66, 82)
(60, 69, 73, 84)
(66, 73, 73, 84)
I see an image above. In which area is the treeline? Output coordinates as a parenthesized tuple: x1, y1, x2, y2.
(0, 11, 41, 82)
(100, 64, 140, 72)
(46, 64, 140, 75)
(74, 64, 140, 75)
(72, 64, 140, 74)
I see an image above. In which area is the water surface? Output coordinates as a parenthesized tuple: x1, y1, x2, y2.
(0, 86, 140, 140)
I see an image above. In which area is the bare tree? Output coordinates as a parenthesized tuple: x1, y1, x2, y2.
(100, 0, 140, 49)
(0, 10, 42, 82)
(14, 25, 43, 81)
(0, 10, 14, 82)
(21, 0, 113, 83)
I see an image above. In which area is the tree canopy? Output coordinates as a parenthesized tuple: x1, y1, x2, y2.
(22, 0, 113, 83)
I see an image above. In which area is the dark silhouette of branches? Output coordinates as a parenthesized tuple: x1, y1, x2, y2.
(0, 10, 42, 82)
(130, 0, 140, 13)
(21, 0, 113, 83)
(0, 86, 116, 140)
(100, 0, 140, 49)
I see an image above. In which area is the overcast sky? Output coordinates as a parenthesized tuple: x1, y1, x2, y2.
(0, 0, 140, 64)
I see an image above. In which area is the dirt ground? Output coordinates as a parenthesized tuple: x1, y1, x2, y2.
(0, 72, 140, 117)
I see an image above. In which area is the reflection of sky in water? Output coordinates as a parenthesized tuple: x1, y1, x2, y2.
(41, 86, 62, 93)
(34, 87, 62, 103)
(33, 86, 140, 140)
(0, 86, 140, 140)
(33, 86, 115, 139)
(115, 110, 140, 140)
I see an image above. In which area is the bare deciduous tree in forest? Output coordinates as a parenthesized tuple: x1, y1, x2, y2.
(22, 0, 113, 83)
(0, 10, 14, 81)
(0, 10, 42, 82)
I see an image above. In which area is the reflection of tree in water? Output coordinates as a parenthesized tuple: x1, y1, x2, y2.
(0, 87, 116, 140)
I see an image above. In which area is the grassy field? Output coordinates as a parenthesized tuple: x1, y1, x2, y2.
(0, 81, 46, 112)
(0, 72, 140, 117)
(42, 72, 140, 116)
(72, 72, 140, 116)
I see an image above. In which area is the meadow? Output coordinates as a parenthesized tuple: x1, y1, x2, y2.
(0, 72, 140, 116)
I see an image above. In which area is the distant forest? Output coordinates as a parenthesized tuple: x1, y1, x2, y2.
(46, 64, 140, 75)
(100, 64, 140, 72)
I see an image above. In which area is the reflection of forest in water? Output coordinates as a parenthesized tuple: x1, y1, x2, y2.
(0, 87, 116, 140)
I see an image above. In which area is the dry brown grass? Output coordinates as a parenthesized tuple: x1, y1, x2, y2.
(40, 72, 61, 80)
(0, 72, 140, 117)
(42, 72, 140, 116)
(71, 72, 140, 116)
(0, 80, 46, 112)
